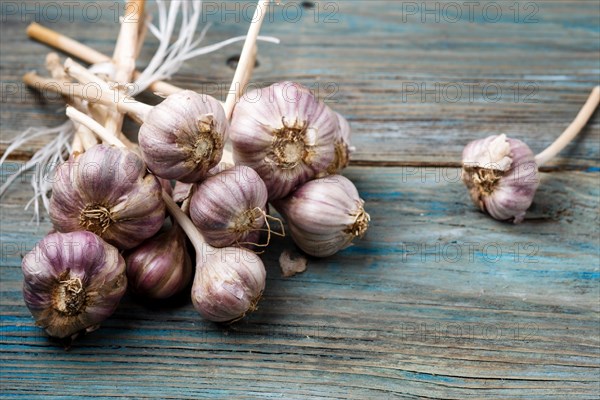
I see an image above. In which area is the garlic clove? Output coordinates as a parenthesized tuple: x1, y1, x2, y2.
(462, 135, 540, 223)
(21, 231, 127, 340)
(125, 222, 192, 299)
(49, 144, 165, 249)
(138, 90, 229, 183)
(274, 175, 370, 257)
(191, 247, 266, 322)
(230, 82, 338, 200)
(190, 165, 269, 248)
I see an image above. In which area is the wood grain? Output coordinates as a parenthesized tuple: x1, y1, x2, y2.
(1, 1, 599, 167)
(1, 1, 599, 398)
(1, 163, 599, 398)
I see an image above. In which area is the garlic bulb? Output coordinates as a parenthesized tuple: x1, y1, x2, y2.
(125, 222, 192, 299)
(230, 81, 338, 200)
(138, 90, 229, 183)
(462, 134, 539, 223)
(274, 175, 370, 257)
(189, 165, 269, 248)
(49, 144, 165, 249)
(327, 112, 352, 174)
(191, 247, 266, 322)
(21, 231, 127, 339)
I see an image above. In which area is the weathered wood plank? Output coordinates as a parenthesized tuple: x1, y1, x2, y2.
(1, 1, 599, 167)
(1, 164, 598, 398)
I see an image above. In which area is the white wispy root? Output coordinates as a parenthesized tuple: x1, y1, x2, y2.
(1, 0, 280, 222)
(0, 121, 74, 223)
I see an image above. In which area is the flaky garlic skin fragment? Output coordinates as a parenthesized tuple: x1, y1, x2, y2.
(191, 247, 266, 322)
(49, 144, 165, 249)
(189, 165, 268, 248)
(21, 231, 127, 340)
(125, 223, 193, 299)
(138, 90, 229, 183)
(230, 81, 338, 200)
(274, 175, 370, 257)
(462, 134, 539, 223)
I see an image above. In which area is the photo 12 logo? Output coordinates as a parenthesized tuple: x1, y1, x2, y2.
(0, 1, 341, 24)
(200, 1, 340, 24)
(400, 82, 539, 104)
(399, 1, 540, 24)
(0, 1, 142, 23)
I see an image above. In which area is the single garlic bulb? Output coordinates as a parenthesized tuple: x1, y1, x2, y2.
(462, 134, 539, 223)
(125, 222, 193, 299)
(191, 247, 267, 322)
(327, 112, 352, 174)
(189, 165, 269, 248)
(49, 144, 165, 249)
(21, 231, 127, 339)
(230, 81, 338, 200)
(274, 175, 370, 257)
(138, 90, 229, 183)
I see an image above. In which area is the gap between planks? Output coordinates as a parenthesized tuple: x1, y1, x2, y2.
(2, 154, 596, 173)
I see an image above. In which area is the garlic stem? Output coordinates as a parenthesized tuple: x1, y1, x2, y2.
(24, 72, 153, 120)
(71, 132, 84, 153)
(76, 126, 100, 151)
(162, 192, 207, 254)
(26, 22, 183, 97)
(135, 13, 150, 59)
(64, 58, 112, 94)
(112, 0, 144, 84)
(66, 107, 124, 148)
(223, 0, 271, 119)
(105, 0, 145, 135)
(535, 86, 600, 166)
(46, 53, 99, 151)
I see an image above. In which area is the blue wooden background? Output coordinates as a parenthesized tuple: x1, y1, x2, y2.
(1, 1, 599, 398)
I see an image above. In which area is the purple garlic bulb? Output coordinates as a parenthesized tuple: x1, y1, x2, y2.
(138, 90, 229, 183)
(125, 222, 193, 299)
(49, 144, 165, 249)
(462, 134, 540, 223)
(191, 247, 266, 322)
(230, 81, 338, 200)
(189, 165, 269, 248)
(274, 175, 370, 257)
(21, 231, 127, 339)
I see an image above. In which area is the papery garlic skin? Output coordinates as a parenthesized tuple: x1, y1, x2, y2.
(230, 81, 338, 200)
(189, 166, 268, 248)
(49, 144, 165, 249)
(327, 112, 352, 174)
(462, 134, 540, 223)
(125, 223, 192, 299)
(191, 247, 266, 322)
(274, 175, 370, 257)
(139, 90, 229, 183)
(173, 181, 194, 203)
(21, 231, 126, 339)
